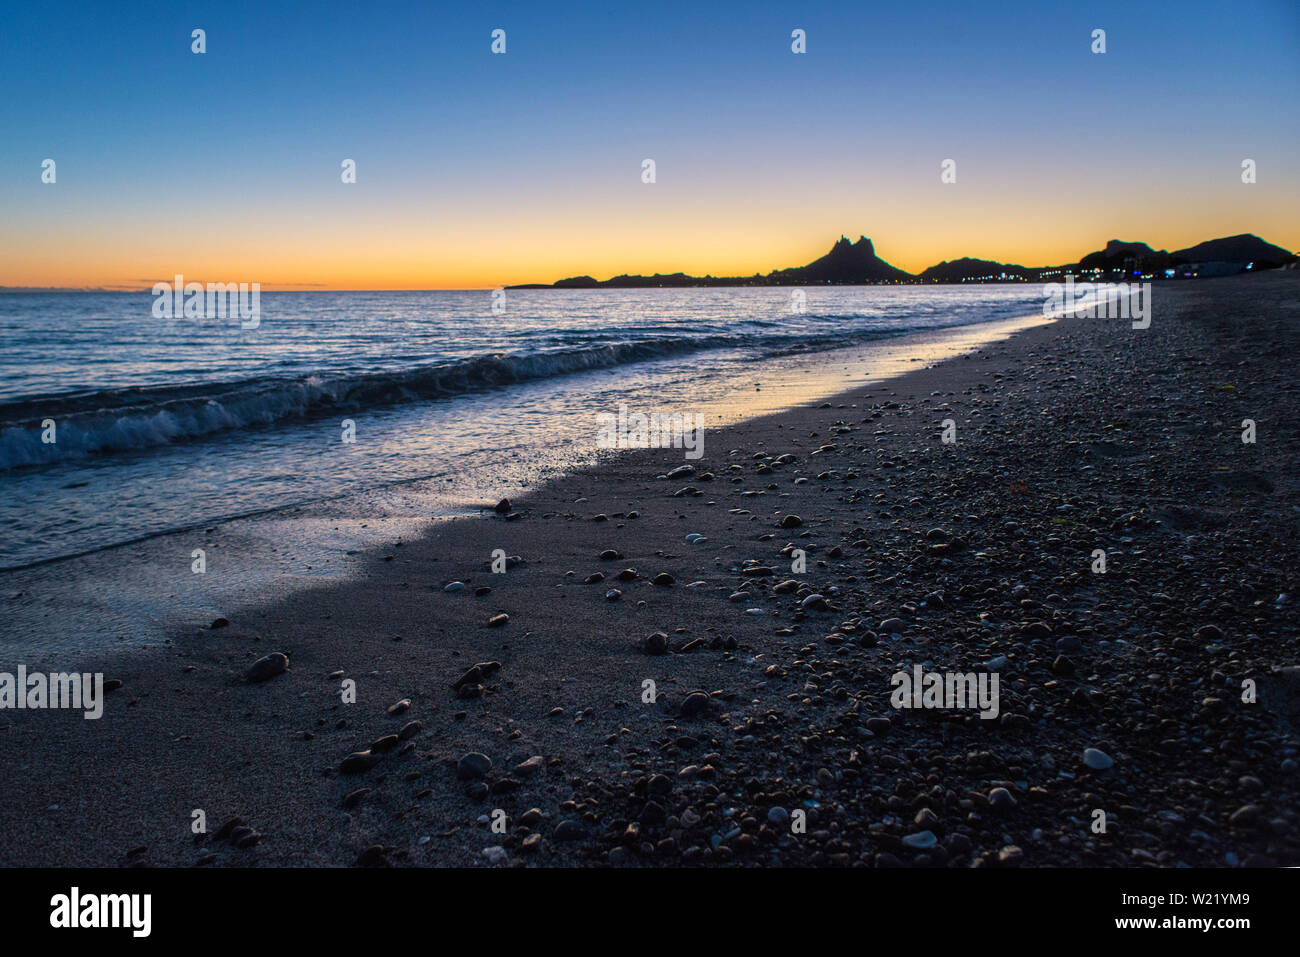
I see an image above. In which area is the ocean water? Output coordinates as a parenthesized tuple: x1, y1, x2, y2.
(0, 286, 1050, 571)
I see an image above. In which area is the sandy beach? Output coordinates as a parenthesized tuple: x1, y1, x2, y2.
(2, 271, 1296, 868)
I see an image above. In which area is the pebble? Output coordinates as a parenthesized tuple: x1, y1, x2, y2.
(514, 756, 545, 777)
(680, 691, 711, 717)
(1083, 748, 1114, 770)
(457, 752, 492, 780)
(245, 652, 289, 683)
(339, 750, 379, 774)
(988, 787, 1017, 811)
(355, 846, 388, 867)
(554, 820, 586, 841)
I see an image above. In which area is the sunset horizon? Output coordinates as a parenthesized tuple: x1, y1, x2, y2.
(3, 1, 1297, 290)
(3, 223, 1297, 292)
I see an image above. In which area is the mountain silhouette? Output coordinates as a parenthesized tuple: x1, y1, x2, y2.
(768, 236, 912, 284)
(508, 232, 1295, 288)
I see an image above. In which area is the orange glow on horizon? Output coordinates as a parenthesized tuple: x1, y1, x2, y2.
(4, 199, 1297, 291)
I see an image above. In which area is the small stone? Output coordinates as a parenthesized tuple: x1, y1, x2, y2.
(494, 499, 511, 514)
(457, 752, 492, 779)
(1229, 804, 1261, 827)
(800, 594, 829, 613)
(767, 806, 790, 826)
(554, 820, 586, 841)
(608, 846, 632, 867)
(644, 632, 669, 655)
(988, 787, 1017, 811)
(245, 652, 289, 683)
(779, 514, 803, 529)
(487, 613, 509, 628)
(387, 698, 411, 715)
(680, 691, 711, 717)
(652, 573, 675, 586)
(514, 756, 545, 777)
(339, 750, 379, 774)
(902, 830, 937, 849)
(355, 845, 388, 867)
(1083, 747, 1114, 770)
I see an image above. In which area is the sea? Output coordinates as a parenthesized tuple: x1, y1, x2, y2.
(0, 286, 1058, 652)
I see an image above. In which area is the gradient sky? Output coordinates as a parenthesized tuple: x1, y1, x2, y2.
(2, 0, 1297, 289)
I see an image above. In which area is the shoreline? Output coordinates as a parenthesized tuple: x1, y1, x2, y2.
(1, 306, 1054, 658)
(1, 272, 1296, 868)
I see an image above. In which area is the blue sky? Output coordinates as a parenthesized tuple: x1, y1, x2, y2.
(2, 0, 1296, 287)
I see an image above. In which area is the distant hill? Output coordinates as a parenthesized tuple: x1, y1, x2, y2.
(1078, 240, 1172, 271)
(767, 236, 912, 284)
(1172, 234, 1294, 268)
(918, 257, 1034, 283)
(508, 232, 1295, 288)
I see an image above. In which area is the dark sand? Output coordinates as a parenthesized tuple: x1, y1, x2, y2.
(2, 271, 1297, 868)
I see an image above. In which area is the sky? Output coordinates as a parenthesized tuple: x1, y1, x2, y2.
(1, 0, 1297, 289)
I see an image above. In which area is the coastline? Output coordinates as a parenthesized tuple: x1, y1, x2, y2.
(1, 304, 1054, 657)
(2, 272, 1297, 867)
